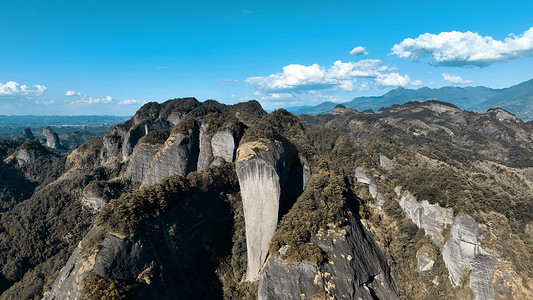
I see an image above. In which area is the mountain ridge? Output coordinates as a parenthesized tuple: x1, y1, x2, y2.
(293, 78, 533, 120)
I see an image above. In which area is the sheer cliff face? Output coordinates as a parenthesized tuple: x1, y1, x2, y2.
(235, 140, 286, 281)
(124, 143, 161, 183)
(143, 128, 200, 186)
(443, 215, 497, 300)
(259, 215, 399, 300)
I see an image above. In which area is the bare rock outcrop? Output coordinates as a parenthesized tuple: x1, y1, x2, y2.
(379, 154, 394, 170)
(442, 214, 497, 300)
(121, 119, 170, 160)
(236, 139, 293, 281)
(416, 250, 435, 272)
(101, 125, 128, 163)
(396, 187, 454, 245)
(22, 127, 35, 140)
(143, 125, 200, 186)
(487, 108, 521, 123)
(258, 215, 399, 300)
(43, 126, 62, 149)
(355, 167, 385, 209)
(197, 123, 212, 171)
(81, 191, 106, 211)
(4, 141, 49, 166)
(124, 143, 161, 183)
(211, 130, 235, 162)
(44, 226, 100, 300)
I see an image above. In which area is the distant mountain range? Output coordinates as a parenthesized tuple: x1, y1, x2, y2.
(0, 115, 129, 126)
(292, 78, 533, 120)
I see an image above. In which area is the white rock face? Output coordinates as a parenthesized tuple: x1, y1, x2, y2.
(167, 111, 184, 126)
(379, 155, 394, 170)
(354, 167, 385, 208)
(211, 130, 235, 162)
(16, 149, 39, 165)
(416, 250, 435, 272)
(442, 214, 497, 300)
(143, 128, 199, 186)
(124, 143, 160, 183)
(397, 189, 453, 245)
(81, 193, 106, 211)
(43, 126, 61, 149)
(488, 108, 520, 123)
(236, 140, 285, 281)
(197, 123, 212, 171)
(425, 102, 461, 114)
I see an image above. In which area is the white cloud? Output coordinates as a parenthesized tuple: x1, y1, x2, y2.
(376, 73, 411, 87)
(35, 99, 56, 105)
(245, 59, 416, 106)
(349, 46, 368, 56)
(65, 90, 81, 96)
(216, 78, 239, 85)
(392, 27, 533, 66)
(0, 81, 47, 96)
(442, 73, 472, 84)
(358, 82, 370, 91)
(75, 95, 114, 105)
(411, 79, 423, 86)
(245, 59, 400, 93)
(119, 99, 149, 105)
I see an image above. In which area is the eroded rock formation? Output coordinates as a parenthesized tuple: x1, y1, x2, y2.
(236, 139, 295, 281)
(258, 215, 399, 300)
(143, 126, 200, 186)
(43, 126, 61, 149)
(355, 167, 385, 209)
(396, 187, 454, 245)
(442, 214, 497, 300)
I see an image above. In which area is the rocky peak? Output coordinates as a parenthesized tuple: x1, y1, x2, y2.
(22, 127, 35, 141)
(43, 126, 62, 149)
(486, 108, 521, 123)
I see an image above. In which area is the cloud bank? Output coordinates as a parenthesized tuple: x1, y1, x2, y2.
(0, 81, 46, 96)
(245, 59, 421, 105)
(245, 59, 409, 94)
(392, 27, 533, 66)
(119, 99, 149, 105)
(442, 73, 472, 84)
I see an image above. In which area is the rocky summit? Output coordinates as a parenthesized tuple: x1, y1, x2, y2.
(0, 98, 532, 300)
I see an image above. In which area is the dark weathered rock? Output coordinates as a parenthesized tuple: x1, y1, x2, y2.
(259, 215, 399, 300)
(22, 128, 35, 141)
(143, 125, 200, 186)
(44, 226, 100, 300)
(125, 143, 161, 183)
(101, 125, 128, 163)
(121, 119, 170, 160)
(46, 189, 234, 300)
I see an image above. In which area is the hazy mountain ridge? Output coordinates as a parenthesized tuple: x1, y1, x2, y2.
(293, 78, 533, 120)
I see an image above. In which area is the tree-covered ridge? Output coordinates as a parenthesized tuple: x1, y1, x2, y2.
(0, 98, 532, 299)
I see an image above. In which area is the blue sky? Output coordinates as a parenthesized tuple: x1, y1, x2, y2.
(0, 0, 532, 115)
